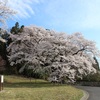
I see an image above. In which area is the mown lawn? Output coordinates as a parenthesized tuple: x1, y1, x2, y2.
(0, 75, 83, 100)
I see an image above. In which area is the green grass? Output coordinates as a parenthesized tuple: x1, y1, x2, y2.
(0, 75, 83, 100)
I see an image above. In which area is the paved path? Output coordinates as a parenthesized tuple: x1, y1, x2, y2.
(77, 86, 100, 100)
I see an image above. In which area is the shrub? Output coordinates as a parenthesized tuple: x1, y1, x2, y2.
(77, 72, 100, 82)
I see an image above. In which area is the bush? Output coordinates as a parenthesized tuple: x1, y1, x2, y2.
(77, 72, 100, 82)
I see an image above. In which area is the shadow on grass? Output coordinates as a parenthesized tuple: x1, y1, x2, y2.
(4, 81, 67, 88)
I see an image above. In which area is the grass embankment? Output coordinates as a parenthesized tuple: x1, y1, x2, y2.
(0, 75, 83, 100)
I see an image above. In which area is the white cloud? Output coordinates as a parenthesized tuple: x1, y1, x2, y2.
(7, 0, 43, 19)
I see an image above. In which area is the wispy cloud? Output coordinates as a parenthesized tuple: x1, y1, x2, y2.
(7, 0, 43, 19)
(6, 0, 100, 32)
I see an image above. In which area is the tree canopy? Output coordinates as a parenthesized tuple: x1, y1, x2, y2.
(7, 26, 100, 83)
(10, 22, 24, 34)
(0, 0, 16, 24)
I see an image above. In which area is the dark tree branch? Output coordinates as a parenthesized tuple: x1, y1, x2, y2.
(73, 48, 85, 55)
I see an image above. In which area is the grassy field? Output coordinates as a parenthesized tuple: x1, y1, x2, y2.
(0, 75, 83, 100)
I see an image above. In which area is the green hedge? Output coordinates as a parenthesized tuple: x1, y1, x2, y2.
(77, 72, 100, 82)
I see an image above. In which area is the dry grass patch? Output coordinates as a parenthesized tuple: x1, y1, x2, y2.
(0, 75, 83, 100)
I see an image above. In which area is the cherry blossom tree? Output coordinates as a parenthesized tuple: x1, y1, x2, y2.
(0, 0, 16, 24)
(0, 0, 16, 44)
(7, 26, 100, 83)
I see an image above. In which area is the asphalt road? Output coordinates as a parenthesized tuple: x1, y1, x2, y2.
(77, 86, 100, 100)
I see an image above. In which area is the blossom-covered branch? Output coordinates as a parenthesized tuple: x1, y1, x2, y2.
(7, 26, 100, 83)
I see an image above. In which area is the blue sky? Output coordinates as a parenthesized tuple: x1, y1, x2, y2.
(7, 0, 100, 49)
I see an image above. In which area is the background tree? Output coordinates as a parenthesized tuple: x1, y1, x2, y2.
(0, 28, 10, 72)
(7, 22, 24, 47)
(10, 22, 24, 34)
(0, 0, 16, 73)
(93, 57, 99, 70)
(0, 0, 16, 24)
(0, 0, 16, 58)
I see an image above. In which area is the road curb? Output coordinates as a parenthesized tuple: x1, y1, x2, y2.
(80, 90, 89, 100)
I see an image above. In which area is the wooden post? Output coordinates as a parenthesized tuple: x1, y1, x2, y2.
(0, 75, 4, 91)
(0, 76, 1, 91)
(1, 83, 3, 90)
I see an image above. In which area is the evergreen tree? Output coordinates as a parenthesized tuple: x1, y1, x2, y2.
(10, 22, 24, 34)
(93, 57, 99, 70)
(0, 28, 10, 73)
